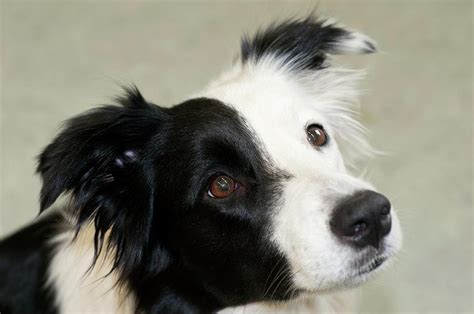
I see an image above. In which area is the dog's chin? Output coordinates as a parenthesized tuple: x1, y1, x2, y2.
(343, 241, 400, 289)
(298, 247, 394, 296)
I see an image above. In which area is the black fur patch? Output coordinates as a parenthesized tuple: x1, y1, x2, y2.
(0, 212, 62, 314)
(30, 88, 294, 312)
(241, 15, 362, 70)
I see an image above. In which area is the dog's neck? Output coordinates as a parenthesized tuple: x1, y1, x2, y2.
(48, 222, 222, 313)
(47, 220, 351, 313)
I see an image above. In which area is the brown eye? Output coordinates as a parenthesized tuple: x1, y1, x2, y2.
(208, 175, 237, 199)
(307, 124, 328, 147)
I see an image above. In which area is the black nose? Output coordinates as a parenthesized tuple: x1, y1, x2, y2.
(330, 190, 392, 249)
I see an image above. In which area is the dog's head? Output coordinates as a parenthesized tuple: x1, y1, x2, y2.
(37, 16, 401, 311)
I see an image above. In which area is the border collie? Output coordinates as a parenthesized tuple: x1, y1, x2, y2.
(0, 15, 401, 314)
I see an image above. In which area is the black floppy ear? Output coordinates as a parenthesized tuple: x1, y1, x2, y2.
(37, 87, 167, 271)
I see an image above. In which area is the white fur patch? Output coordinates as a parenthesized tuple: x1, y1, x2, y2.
(331, 31, 378, 54)
(47, 220, 135, 313)
(221, 290, 356, 314)
(321, 19, 378, 54)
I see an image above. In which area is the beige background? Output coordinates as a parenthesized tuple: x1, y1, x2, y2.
(1, 1, 472, 313)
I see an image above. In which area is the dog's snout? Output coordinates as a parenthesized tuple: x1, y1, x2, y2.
(330, 190, 392, 248)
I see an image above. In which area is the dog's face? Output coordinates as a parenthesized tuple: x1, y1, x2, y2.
(199, 61, 402, 296)
(37, 17, 401, 311)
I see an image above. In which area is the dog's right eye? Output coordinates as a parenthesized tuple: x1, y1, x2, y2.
(208, 175, 238, 199)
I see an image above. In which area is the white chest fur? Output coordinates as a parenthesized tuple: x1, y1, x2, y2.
(47, 226, 135, 314)
(220, 291, 355, 314)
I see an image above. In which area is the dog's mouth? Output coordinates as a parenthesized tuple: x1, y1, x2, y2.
(356, 255, 387, 276)
(350, 246, 390, 278)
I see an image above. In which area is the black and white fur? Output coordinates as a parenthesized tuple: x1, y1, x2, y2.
(0, 16, 401, 314)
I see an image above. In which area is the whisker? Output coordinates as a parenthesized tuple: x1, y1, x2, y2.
(262, 254, 286, 298)
(269, 267, 302, 301)
(263, 263, 287, 299)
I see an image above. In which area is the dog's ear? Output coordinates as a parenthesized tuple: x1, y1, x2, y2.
(241, 15, 377, 71)
(37, 86, 167, 272)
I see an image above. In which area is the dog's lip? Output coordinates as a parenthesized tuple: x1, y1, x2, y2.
(356, 255, 387, 276)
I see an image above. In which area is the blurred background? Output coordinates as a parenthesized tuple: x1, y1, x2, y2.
(1, 1, 472, 313)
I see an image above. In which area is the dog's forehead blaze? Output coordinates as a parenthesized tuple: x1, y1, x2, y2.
(201, 65, 351, 175)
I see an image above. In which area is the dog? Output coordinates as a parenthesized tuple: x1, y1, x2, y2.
(0, 15, 401, 313)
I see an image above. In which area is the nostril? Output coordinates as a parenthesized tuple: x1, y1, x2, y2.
(381, 212, 391, 221)
(352, 221, 367, 235)
(380, 206, 390, 216)
(380, 213, 392, 237)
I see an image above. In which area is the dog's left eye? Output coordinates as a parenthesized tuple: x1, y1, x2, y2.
(208, 175, 238, 199)
(307, 124, 328, 147)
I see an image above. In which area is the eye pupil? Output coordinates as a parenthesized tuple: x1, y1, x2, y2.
(209, 175, 236, 198)
(307, 124, 328, 147)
